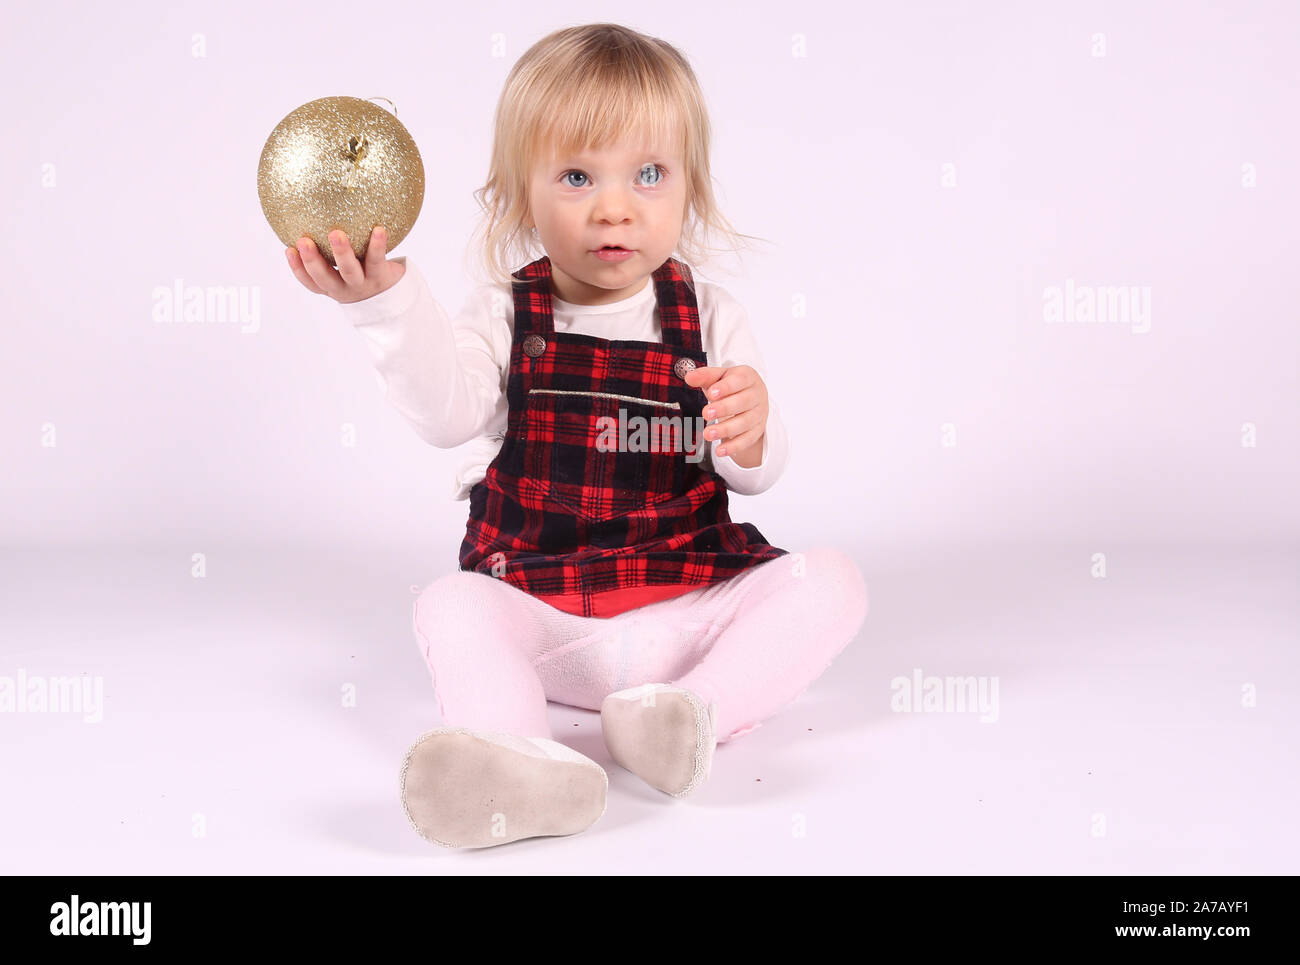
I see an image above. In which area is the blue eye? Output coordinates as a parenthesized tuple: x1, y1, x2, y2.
(637, 163, 665, 186)
(563, 171, 589, 187)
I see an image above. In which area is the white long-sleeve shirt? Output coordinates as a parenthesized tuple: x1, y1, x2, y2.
(338, 256, 790, 501)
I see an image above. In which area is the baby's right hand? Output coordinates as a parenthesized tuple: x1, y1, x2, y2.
(285, 226, 406, 304)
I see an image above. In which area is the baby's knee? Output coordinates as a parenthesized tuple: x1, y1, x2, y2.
(411, 570, 509, 652)
(791, 546, 869, 628)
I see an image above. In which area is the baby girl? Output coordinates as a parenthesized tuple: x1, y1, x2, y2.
(286, 23, 868, 849)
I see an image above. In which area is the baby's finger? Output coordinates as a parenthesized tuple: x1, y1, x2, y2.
(285, 246, 325, 295)
(703, 385, 758, 424)
(702, 365, 755, 402)
(329, 230, 364, 287)
(682, 365, 725, 400)
(295, 236, 347, 299)
(364, 225, 389, 275)
(717, 425, 764, 459)
(706, 408, 753, 444)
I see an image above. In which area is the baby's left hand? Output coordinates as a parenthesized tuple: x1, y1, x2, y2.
(683, 365, 768, 467)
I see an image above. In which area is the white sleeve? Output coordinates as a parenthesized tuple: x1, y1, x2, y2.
(336, 257, 510, 449)
(699, 283, 791, 496)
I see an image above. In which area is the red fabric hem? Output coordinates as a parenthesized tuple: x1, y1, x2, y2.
(539, 582, 702, 618)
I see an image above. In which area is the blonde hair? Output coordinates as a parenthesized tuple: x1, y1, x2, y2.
(465, 23, 767, 291)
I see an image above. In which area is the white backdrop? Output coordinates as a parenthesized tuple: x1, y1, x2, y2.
(4, 1, 1296, 557)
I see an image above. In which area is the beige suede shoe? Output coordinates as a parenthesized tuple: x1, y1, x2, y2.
(400, 727, 608, 848)
(600, 683, 718, 798)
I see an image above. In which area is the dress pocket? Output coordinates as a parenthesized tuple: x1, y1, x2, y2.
(523, 388, 683, 523)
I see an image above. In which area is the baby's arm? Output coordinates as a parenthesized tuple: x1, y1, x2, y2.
(700, 284, 791, 496)
(337, 258, 508, 447)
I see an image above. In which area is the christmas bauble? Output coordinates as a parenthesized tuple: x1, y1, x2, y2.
(257, 96, 424, 266)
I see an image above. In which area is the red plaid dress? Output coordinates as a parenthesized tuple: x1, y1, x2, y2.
(459, 254, 788, 618)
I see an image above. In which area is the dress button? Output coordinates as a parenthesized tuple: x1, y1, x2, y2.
(673, 357, 696, 380)
(522, 334, 547, 357)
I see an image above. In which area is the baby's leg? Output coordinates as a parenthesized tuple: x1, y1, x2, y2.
(404, 573, 618, 848)
(669, 546, 869, 742)
(412, 570, 556, 739)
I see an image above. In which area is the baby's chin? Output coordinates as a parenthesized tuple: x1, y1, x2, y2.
(549, 257, 656, 305)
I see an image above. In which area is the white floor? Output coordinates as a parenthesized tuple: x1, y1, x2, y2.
(2, 538, 1295, 874)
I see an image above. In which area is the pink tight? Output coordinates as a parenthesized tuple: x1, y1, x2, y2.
(411, 546, 868, 743)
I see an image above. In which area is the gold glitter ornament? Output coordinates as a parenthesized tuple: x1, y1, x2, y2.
(257, 96, 424, 266)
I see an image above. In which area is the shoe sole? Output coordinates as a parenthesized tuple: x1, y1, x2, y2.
(400, 729, 608, 848)
(601, 687, 717, 798)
